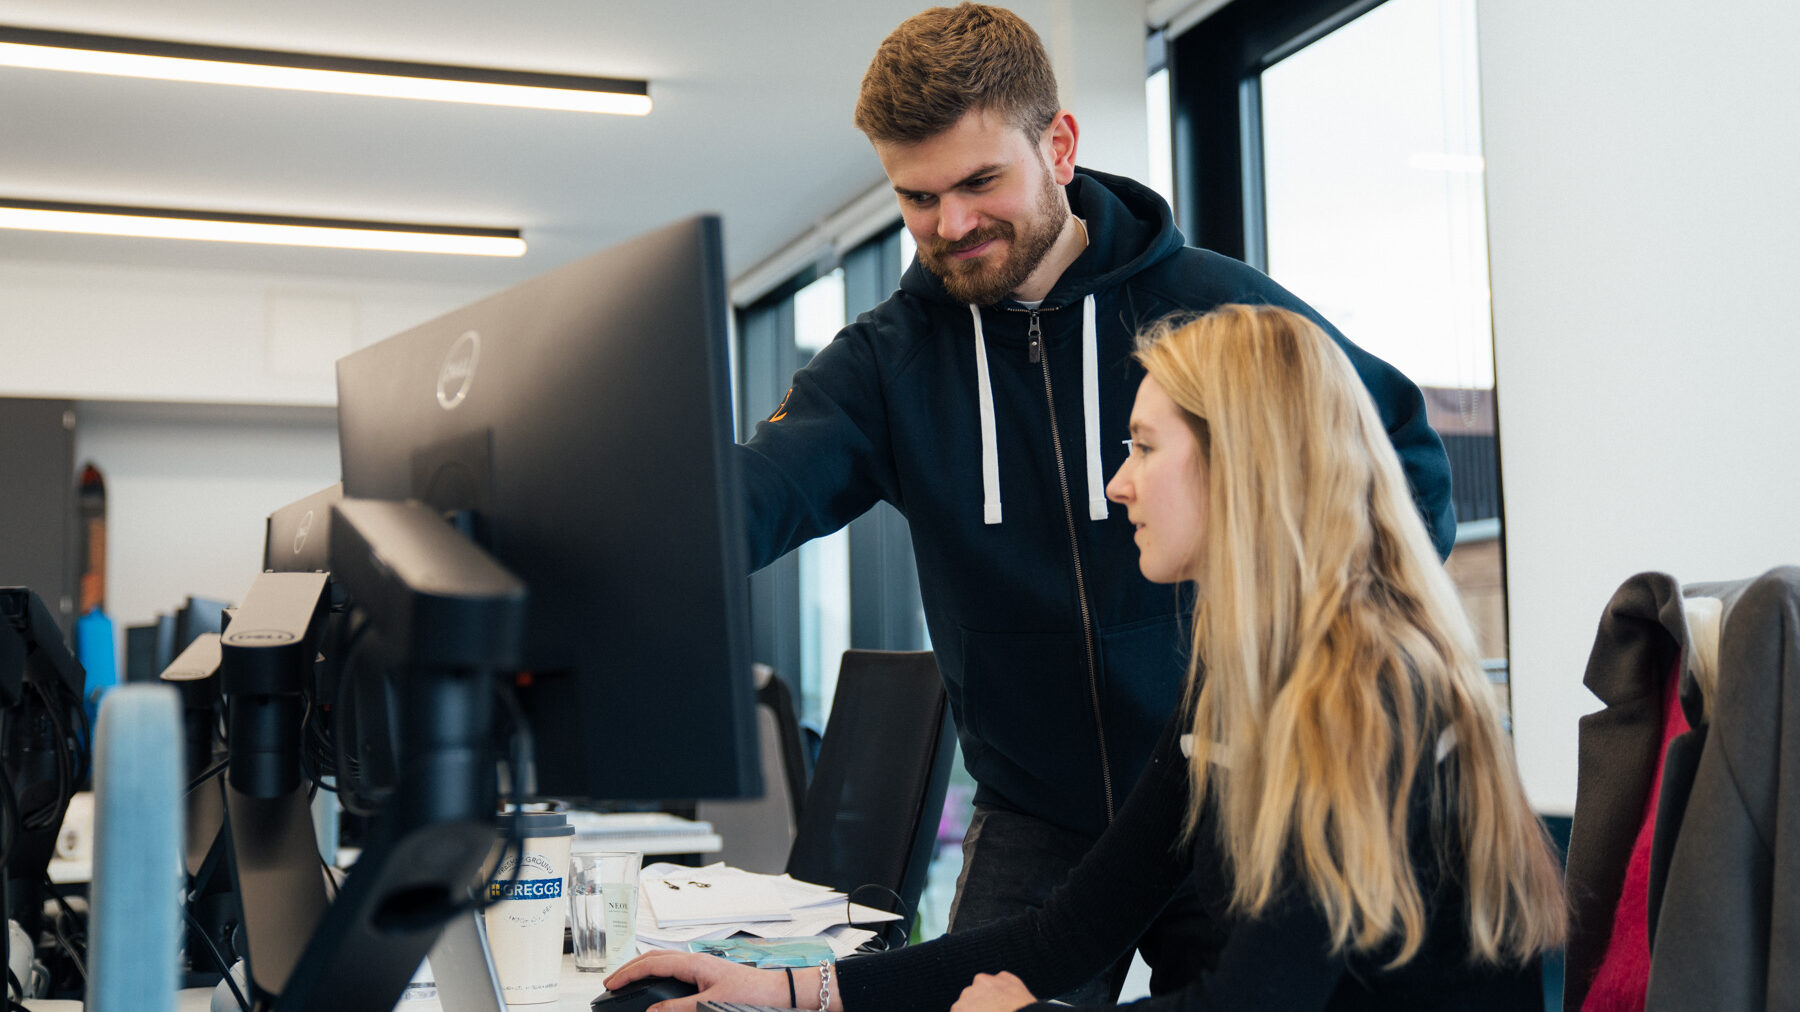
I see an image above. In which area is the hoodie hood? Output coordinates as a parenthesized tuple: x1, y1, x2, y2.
(898, 165, 1187, 309)
(904, 167, 1184, 530)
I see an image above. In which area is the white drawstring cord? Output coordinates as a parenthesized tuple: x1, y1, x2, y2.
(1081, 294, 1107, 521)
(969, 304, 1003, 525)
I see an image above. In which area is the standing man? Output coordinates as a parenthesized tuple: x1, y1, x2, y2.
(737, 3, 1456, 1002)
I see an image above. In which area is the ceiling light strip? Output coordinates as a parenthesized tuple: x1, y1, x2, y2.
(0, 198, 527, 256)
(0, 25, 650, 115)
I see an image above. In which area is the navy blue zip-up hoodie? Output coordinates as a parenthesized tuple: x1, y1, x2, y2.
(737, 167, 1455, 840)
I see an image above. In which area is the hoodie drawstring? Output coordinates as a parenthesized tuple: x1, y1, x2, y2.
(969, 295, 1108, 526)
(969, 304, 1004, 525)
(1081, 295, 1107, 522)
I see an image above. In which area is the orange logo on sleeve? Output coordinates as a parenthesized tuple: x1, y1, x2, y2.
(769, 387, 793, 422)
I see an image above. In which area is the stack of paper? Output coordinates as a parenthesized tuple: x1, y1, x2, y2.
(641, 864, 790, 926)
(636, 863, 901, 958)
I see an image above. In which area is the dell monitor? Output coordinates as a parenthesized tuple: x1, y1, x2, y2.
(334, 213, 760, 805)
(174, 595, 230, 653)
(264, 483, 341, 576)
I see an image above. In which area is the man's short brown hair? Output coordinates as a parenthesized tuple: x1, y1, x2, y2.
(854, 3, 1060, 145)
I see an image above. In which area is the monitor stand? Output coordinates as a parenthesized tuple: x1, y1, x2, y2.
(431, 909, 506, 1012)
(263, 499, 527, 1012)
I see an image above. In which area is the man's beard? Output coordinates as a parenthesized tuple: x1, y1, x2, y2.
(919, 165, 1068, 306)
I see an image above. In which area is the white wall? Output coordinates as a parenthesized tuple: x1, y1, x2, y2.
(1040, 0, 1152, 181)
(1478, 1, 1800, 813)
(71, 402, 341, 661)
(0, 260, 492, 405)
(0, 261, 491, 664)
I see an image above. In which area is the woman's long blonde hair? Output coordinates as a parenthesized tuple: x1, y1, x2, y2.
(1137, 305, 1565, 965)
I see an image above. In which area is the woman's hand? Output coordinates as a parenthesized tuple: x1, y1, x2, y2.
(601, 951, 790, 1012)
(950, 970, 1037, 1012)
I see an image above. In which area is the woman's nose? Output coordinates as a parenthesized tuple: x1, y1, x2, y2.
(1105, 466, 1131, 504)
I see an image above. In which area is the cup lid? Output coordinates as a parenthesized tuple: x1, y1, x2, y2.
(495, 811, 575, 839)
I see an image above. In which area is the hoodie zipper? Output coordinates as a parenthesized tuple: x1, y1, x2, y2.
(1018, 306, 1116, 822)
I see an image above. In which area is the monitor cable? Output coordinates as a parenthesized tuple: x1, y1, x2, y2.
(844, 884, 910, 953)
(6, 965, 29, 1012)
(463, 678, 535, 915)
(0, 756, 20, 871)
(40, 874, 87, 989)
(186, 756, 230, 796)
(182, 902, 249, 1012)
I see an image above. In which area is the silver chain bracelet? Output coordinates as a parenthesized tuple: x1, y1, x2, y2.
(817, 958, 833, 1011)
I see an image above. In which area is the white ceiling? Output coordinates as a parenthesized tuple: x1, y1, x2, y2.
(0, 0, 1099, 289)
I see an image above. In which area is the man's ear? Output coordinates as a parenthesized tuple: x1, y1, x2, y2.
(1043, 110, 1079, 184)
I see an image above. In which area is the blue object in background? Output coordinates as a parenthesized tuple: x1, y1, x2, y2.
(76, 608, 117, 722)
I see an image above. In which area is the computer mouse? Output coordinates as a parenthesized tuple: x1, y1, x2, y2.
(591, 975, 701, 1012)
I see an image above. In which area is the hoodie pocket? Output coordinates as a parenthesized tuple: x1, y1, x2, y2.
(957, 627, 1100, 797)
(1097, 613, 1189, 784)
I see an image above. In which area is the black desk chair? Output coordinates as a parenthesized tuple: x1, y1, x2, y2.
(699, 665, 812, 873)
(784, 649, 955, 940)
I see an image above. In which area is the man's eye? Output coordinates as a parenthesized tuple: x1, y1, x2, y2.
(967, 176, 996, 190)
(904, 193, 936, 207)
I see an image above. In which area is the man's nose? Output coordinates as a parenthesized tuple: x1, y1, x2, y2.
(937, 196, 979, 242)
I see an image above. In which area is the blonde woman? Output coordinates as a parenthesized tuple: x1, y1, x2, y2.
(606, 304, 1565, 1011)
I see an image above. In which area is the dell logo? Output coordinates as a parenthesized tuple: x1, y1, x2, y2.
(293, 509, 314, 555)
(225, 629, 298, 646)
(437, 331, 481, 410)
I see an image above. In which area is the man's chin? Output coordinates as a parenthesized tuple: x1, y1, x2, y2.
(927, 261, 1015, 305)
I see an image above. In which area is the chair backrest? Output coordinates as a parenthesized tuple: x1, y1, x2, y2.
(785, 650, 954, 937)
(698, 667, 810, 873)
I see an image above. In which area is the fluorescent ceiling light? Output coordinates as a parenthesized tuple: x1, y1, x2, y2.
(0, 24, 651, 115)
(0, 198, 527, 257)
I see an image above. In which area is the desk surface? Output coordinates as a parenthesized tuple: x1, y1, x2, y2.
(165, 953, 619, 1011)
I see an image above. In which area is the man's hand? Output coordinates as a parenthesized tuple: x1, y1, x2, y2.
(950, 970, 1037, 1012)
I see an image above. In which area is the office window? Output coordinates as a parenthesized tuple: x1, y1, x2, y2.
(1145, 66, 1176, 212)
(792, 271, 852, 722)
(1262, 0, 1490, 392)
(735, 225, 926, 730)
(1168, 0, 1509, 714)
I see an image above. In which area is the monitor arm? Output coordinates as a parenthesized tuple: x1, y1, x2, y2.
(266, 498, 525, 1012)
(218, 571, 332, 1003)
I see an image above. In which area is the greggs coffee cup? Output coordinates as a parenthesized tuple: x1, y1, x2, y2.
(482, 812, 575, 1004)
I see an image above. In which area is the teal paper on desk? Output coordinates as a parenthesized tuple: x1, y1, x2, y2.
(687, 936, 834, 968)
